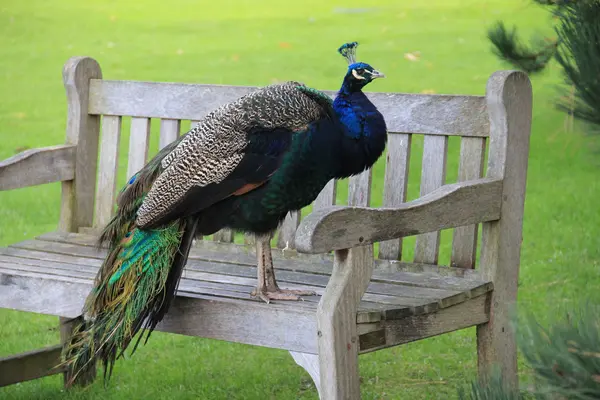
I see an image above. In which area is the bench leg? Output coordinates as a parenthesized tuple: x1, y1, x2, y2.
(476, 295, 518, 387)
(315, 246, 374, 400)
(59, 316, 96, 388)
(290, 351, 322, 399)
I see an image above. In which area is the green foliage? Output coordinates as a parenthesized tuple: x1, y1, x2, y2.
(487, 22, 556, 74)
(458, 371, 525, 400)
(461, 305, 600, 400)
(554, 1, 600, 128)
(519, 304, 600, 399)
(487, 0, 600, 131)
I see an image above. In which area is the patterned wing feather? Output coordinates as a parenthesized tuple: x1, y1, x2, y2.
(136, 82, 332, 229)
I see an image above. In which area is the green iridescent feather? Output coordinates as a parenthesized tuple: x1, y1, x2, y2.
(60, 139, 189, 383)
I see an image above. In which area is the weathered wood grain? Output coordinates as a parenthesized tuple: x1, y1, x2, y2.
(213, 229, 234, 243)
(159, 118, 180, 150)
(451, 137, 486, 268)
(348, 169, 372, 207)
(379, 133, 412, 260)
(94, 115, 122, 227)
(0, 145, 76, 190)
(1, 236, 494, 324)
(33, 230, 481, 278)
(127, 117, 151, 178)
(317, 246, 374, 399)
(0, 270, 320, 353)
(290, 352, 322, 398)
(277, 211, 300, 250)
(159, 296, 319, 353)
(296, 178, 503, 254)
(0, 345, 64, 387)
(476, 71, 532, 388)
(1, 243, 476, 308)
(314, 179, 337, 211)
(88, 79, 490, 136)
(365, 293, 490, 353)
(5, 236, 492, 294)
(414, 135, 448, 264)
(60, 57, 103, 232)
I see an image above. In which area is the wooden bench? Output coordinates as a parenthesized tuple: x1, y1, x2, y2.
(0, 57, 532, 399)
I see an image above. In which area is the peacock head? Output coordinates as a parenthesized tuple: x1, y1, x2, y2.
(338, 42, 384, 92)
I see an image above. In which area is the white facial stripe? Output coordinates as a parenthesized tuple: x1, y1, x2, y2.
(352, 69, 366, 80)
(363, 70, 373, 75)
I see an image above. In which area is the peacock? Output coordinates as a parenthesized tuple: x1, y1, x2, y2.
(61, 41, 388, 383)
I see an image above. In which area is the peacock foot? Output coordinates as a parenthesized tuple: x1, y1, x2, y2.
(253, 233, 316, 303)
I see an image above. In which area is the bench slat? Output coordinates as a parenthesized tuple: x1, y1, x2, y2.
(0, 255, 397, 317)
(277, 211, 300, 249)
(213, 229, 234, 243)
(159, 118, 180, 150)
(379, 133, 412, 260)
(314, 179, 337, 210)
(0, 345, 64, 387)
(0, 271, 319, 353)
(348, 169, 372, 207)
(5, 235, 492, 303)
(451, 137, 486, 268)
(88, 80, 490, 137)
(127, 117, 151, 178)
(414, 135, 448, 264)
(31, 231, 488, 285)
(3, 241, 459, 300)
(1, 243, 490, 301)
(0, 253, 453, 316)
(0, 145, 76, 191)
(94, 115, 122, 227)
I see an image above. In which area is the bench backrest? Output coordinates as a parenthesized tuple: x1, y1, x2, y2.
(59, 56, 532, 270)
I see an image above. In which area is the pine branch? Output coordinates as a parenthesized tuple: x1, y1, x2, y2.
(518, 304, 600, 399)
(487, 22, 557, 74)
(460, 304, 600, 400)
(457, 370, 526, 400)
(553, 1, 600, 128)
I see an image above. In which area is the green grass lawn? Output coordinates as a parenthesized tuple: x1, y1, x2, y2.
(1, 0, 600, 398)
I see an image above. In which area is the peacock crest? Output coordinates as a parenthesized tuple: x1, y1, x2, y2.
(338, 41, 359, 65)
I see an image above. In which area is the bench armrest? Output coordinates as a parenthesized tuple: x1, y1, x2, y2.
(295, 177, 503, 254)
(0, 145, 76, 191)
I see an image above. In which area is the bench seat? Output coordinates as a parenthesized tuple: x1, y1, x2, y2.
(0, 231, 492, 355)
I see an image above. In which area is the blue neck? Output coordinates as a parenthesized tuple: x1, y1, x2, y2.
(332, 84, 388, 177)
(338, 78, 365, 97)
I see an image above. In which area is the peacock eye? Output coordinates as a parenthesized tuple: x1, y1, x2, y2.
(356, 68, 364, 74)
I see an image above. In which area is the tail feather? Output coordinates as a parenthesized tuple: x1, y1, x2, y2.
(61, 216, 197, 384)
(60, 135, 193, 384)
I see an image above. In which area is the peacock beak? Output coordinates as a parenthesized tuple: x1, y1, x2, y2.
(371, 70, 385, 79)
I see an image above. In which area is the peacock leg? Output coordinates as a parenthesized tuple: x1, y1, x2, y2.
(251, 234, 316, 303)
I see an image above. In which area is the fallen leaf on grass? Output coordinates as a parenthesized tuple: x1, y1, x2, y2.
(404, 51, 421, 62)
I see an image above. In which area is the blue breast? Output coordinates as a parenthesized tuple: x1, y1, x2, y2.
(332, 91, 387, 176)
(333, 91, 386, 139)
